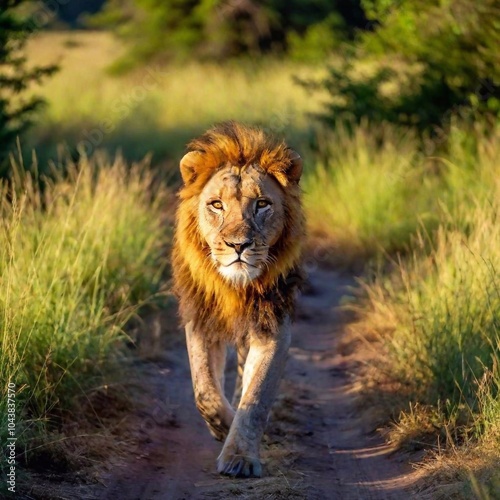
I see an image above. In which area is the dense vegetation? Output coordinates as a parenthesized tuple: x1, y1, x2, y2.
(90, 0, 365, 71)
(0, 154, 167, 496)
(313, 0, 500, 129)
(87, 0, 500, 128)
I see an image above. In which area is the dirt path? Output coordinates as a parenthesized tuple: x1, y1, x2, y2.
(97, 269, 418, 499)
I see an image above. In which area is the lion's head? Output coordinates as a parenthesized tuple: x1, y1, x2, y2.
(173, 121, 305, 337)
(196, 161, 296, 286)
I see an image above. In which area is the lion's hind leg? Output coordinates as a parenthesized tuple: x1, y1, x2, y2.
(231, 343, 249, 408)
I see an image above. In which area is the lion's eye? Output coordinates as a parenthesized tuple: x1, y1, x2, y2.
(256, 199, 271, 210)
(209, 200, 223, 210)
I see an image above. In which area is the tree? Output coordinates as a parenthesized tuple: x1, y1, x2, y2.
(316, 0, 500, 129)
(91, 0, 364, 71)
(0, 0, 57, 171)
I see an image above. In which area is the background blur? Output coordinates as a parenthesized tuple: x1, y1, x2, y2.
(3, 0, 499, 173)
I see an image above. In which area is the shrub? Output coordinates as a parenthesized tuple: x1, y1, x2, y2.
(312, 0, 500, 129)
(90, 0, 358, 71)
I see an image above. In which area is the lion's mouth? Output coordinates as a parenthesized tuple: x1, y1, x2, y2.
(225, 258, 259, 268)
(217, 257, 263, 285)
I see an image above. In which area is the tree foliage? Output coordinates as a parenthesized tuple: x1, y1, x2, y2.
(91, 0, 365, 71)
(0, 0, 57, 170)
(316, 0, 500, 129)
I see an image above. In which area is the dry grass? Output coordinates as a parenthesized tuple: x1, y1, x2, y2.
(416, 444, 500, 500)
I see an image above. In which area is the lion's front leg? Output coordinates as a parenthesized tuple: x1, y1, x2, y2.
(185, 322, 235, 441)
(217, 320, 291, 477)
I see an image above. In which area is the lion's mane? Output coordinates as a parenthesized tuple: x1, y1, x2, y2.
(172, 121, 305, 342)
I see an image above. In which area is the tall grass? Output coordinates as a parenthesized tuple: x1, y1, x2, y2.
(303, 122, 440, 263)
(304, 122, 500, 264)
(305, 121, 500, 494)
(356, 197, 500, 497)
(349, 124, 500, 449)
(0, 154, 168, 457)
(363, 208, 500, 424)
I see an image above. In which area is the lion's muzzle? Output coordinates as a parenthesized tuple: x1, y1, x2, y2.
(222, 237, 253, 255)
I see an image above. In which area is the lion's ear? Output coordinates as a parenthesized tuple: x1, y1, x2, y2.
(286, 149, 303, 183)
(269, 150, 303, 187)
(180, 151, 202, 185)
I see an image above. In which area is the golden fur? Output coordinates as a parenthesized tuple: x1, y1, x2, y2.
(171, 122, 305, 477)
(172, 121, 305, 342)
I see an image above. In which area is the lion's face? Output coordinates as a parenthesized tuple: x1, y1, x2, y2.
(197, 163, 285, 286)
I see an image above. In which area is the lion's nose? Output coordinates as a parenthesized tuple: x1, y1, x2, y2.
(223, 238, 253, 255)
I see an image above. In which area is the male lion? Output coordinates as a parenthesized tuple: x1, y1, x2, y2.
(172, 121, 304, 478)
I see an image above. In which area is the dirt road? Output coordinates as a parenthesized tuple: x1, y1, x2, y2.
(98, 269, 418, 499)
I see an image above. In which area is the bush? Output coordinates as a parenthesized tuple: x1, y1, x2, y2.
(90, 0, 360, 71)
(313, 0, 500, 129)
(287, 14, 346, 63)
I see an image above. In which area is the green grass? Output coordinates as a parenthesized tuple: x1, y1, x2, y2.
(0, 154, 168, 479)
(303, 122, 440, 264)
(23, 31, 328, 171)
(304, 121, 500, 265)
(343, 124, 500, 496)
(372, 207, 500, 498)
(367, 208, 500, 422)
(303, 118, 499, 494)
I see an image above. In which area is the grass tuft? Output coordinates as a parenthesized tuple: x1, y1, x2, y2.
(0, 153, 168, 476)
(357, 194, 500, 441)
(348, 139, 500, 494)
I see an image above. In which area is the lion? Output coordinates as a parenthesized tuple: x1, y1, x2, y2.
(172, 121, 304, 478)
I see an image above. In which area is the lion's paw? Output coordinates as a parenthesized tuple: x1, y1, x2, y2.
(217, 451, 262, 478)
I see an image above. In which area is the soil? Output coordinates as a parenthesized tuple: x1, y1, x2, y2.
(77, 268, 417, 500)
